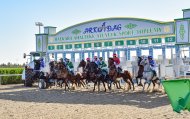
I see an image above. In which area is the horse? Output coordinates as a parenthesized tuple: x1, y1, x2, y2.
(135, 57, 144, 86)
(108, 58, 135, 91)
(83, 61, 109, 92)
(76, 59, 88, 87)
(140, 57, 161, 91)
(48, 61, 70, 90)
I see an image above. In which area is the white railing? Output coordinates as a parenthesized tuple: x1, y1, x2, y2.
(0, 74, 22, 85)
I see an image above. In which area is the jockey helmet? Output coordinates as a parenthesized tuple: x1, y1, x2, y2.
(64, 58, 67, 61)
(99, 57, 103, 60)
(86, 58, 90, 61)
(148, 56, 153, 59)
(59, 58, 63, 61)
(113, 53, 117, 57)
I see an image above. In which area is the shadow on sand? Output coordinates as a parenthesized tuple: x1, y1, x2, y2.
(0, 84, 169, 109)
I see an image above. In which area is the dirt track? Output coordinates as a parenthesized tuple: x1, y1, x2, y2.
(0, 84, 189, 119)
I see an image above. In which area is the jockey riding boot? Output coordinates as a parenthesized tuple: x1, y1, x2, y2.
(71, 71, 74, 75)
(118, 67, 122, 73)
(153, 70, 157, 77)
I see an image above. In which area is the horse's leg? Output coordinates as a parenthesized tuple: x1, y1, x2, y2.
(129, 78, 135, 91)
(152, 80, 156, 91)
(118, 81, 122, 89)
(107, 80, 111, 90)
(102, 81, 106, 92)
(80, 80, 85, 88)
(65, 79, 69, 91)
(93, 82, 97, 92)
(147, 80, 151, 91)
(143, 79, 146, 91)
(116, 82, 119, 89)
(139, 78, 143, 87)
(98, 80, 101, 92)
(136, 77, 138, 85)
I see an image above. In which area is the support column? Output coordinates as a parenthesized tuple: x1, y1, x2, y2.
(125, 49, 128, 60)
(162, 46, 166, 60)
(136, 48, 141, 57)
(102, 51, 105, 59)
(175, 45, 180, 58)
(54, 53, 57, 61)
(63, 52, 66, 59)
(88, 52, 90, 59)
(80, 52, 84, 60)
(127, 49, 130, 60)
(46, 53, 50, 62)
(97, 51, 100, 58)
(92, 51, 94, 58)
(107, 51, 110, 59)
(71, 52, 75, 62)
(149, 47, 153, 58)
(116, 50, 120, 58)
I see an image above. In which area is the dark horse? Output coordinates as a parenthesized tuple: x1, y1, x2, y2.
(78, 60, 110, 92)
(135, 56, 144, 86)
(108, 58, 135, 91)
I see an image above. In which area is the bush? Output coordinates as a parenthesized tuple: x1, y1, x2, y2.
(0, 68, 24, 85)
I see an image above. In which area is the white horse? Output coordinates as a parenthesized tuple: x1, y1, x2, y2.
(140, 57, 159, 91)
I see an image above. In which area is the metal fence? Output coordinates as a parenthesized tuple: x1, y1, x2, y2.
(0, 74, 22, 85)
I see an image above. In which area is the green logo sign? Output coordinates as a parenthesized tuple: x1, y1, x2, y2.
(125, 23, 137, 29)
(72, 29, 81, 35)
(179, 24, 185, 40)
(38, 38, 41, 50)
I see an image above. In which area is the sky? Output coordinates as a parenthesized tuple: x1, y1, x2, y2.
(0, 0, 190, 64)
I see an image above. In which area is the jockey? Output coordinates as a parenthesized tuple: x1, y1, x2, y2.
(99, 57, 107, 69)
(93, 56, 100, 66)
(84, 57, 91, 71)
(65, 58, 74, 75)
(148, 56, 157, 76)
(40, 58, 44, 70)
(113, 53, 122, 72)
(99, 57, 108, 76)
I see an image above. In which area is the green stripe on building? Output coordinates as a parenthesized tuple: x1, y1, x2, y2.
(84, 43, 91, 48)
(104, 41, 112, 47)
(65, 44, 72, 49)
(48, 46, 55, 50)
(152, 38, 162, 44)
(127, 40, 136, 45)
(94, 42, 102, 47)
(115, 40, 124, 46)
(56, 45, 63, 50)
(139, 39, 148, 44)
(75, 44, 82, 49)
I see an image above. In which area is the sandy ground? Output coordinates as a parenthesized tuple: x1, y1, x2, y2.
(0, 84, 190, 119)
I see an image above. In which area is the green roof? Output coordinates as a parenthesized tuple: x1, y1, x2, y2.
(182, 8, 190, 11)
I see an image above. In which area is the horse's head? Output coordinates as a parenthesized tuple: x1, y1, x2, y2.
(140, 57, 149, 66)
(89, 62, 98, 73)
(78, 59, 86, 68)
(108, 58, 114, 68)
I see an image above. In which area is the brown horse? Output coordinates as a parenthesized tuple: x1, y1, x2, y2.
(77, 59, 88, 87)
(108, 58, 135, 91)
